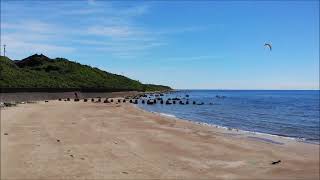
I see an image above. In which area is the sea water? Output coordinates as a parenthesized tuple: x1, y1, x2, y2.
(137, 90, 320, 142)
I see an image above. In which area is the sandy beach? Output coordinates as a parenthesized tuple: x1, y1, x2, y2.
(1, 100, 319, 180)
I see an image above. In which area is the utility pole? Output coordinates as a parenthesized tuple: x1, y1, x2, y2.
(3, 44, 6, 57)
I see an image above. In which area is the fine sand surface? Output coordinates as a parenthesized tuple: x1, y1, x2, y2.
(1, 100, 319, 179)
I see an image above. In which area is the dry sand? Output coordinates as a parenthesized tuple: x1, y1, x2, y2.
(1, 100, 319, 179)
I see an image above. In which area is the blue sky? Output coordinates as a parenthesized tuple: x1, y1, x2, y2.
(1, 0, 319, 89)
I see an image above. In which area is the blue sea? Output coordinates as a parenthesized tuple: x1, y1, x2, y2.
(137, 90, 320, 143)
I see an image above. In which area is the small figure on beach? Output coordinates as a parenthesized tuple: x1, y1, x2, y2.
(74, 92, 78, 99)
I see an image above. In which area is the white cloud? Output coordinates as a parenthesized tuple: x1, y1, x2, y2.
(1, 1, 206, 60)
(2, 35, 74, 58)
(87, 26, 137, 38)
(160, 55, 222, 62)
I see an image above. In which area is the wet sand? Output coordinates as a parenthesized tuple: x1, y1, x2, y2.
(1, 100, 319, 179)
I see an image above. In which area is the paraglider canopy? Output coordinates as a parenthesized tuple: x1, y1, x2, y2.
(264, 43, 272, 51)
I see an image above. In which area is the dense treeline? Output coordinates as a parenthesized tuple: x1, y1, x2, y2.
(0, 54, 171, 92)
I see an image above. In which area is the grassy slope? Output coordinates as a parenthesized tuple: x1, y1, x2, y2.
(0, 54, 171, 92)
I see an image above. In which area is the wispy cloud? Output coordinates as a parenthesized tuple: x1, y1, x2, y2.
(1, 1, 205, 60)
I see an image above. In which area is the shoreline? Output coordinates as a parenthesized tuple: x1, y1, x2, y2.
(1, 99, 319, 179)
(133, 104, 319, 146)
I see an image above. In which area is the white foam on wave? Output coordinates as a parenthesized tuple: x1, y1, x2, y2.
(135, 105, 316, 144)
(158, 113, 177, 118)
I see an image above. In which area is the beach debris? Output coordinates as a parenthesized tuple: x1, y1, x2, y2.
(45, 100, 49, 103)
(27, 101, 37, 104)
(104, 99, 110, 103)
(193, 101, 196, 105)
(4, 102, 17, 107)
(80, 157, 85, 160)
(70, 154, 74, 158)
(179, 101, 185, 105)
(134, 100, 138, 104)
(122, 172, 128, 174)
(4, 133, 8, 135)
(271, 160, 281, 165)
(186, 94, 189, 97)
(84, 99, 88, 102)
(67, 98, 70, 101)
(57, 139, 60, 142)
(264, 43, 272, 51)
(197, 102, 204, 105)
